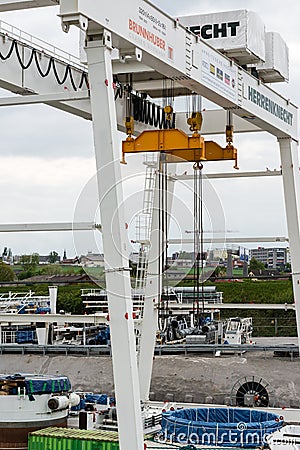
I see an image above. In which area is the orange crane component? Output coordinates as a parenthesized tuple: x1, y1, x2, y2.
(121, 128, 238, 168)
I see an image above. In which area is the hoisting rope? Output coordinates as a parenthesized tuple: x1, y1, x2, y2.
(193, 161, 205, 323)
(157, 78, 175, 332)
(158, 153, 169, 331)
(0, 38, 88, 90)
(188, 93, 205, 324)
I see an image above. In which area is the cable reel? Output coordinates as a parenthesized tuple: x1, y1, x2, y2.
(230, 376, 275, 408)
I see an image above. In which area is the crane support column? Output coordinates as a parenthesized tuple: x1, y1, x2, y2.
(279, 137, 300, 350)
(85, 38, 144, 450)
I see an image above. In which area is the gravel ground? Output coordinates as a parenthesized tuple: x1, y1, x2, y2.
(0, 339, 299, 407)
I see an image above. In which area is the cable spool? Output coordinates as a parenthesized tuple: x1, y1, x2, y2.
(202, 323, 216, 333)
(230, 376, 275, 408)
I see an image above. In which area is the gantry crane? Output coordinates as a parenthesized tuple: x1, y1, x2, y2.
(0, 3, 299, 450)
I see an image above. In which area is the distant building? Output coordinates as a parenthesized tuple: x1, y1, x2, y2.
(207, 248, 228, 261)
(13, 255, 21, 264)
(60, 257, 80, 265)
(39, 255, 61, 265)
(20, 273, 90, 284)
(165, 269, 189, 280)
(38, 256, 50, 265)
(80, 252, 105, 268)
(169, 251, 206, 269)
(249, 247, 287, 269)
(207, 247, 248, 263)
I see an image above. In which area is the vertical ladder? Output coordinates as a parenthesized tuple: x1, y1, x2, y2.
(135, 154, 158, 293)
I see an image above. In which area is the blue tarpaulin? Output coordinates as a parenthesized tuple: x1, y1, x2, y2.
(85, 394, 114, 404)
(0, 374, 71, 395)
(25, 376, 71, 395)
(16, 330, 36, 343)
(71, 393, 116, 411)
(160, 407, 283, 448)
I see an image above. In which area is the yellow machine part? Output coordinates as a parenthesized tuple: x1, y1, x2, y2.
(205, 141, 238, 167)
(122, 128, 238, 168)
(187, 112, 203, 133)
(122, 129, 206, 162)
(125, 116, 134, 137)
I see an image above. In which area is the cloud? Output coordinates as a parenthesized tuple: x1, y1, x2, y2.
(0, 155, 96, 255)
(0, 6, 80, 55)
(0, 155, 95, 219)
(0, 102, 94, 158)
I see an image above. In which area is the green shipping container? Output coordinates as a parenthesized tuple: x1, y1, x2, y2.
(28, 427, 119, 450)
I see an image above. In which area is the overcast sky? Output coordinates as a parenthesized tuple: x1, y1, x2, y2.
(0, 1, 299, 258)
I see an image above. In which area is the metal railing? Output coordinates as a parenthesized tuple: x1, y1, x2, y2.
(0, 19, 85, 70)
(0, 343, 297, 358)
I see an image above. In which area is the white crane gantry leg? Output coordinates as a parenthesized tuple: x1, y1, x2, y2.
(279, 138, 300, 350)
(84, 37, 144, 450)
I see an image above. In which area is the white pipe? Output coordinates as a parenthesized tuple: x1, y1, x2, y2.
(49, 286, 57, 314)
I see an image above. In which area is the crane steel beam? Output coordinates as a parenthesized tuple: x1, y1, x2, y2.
(0, 222, 100, 232)
(0, 313, 108, 325)
(0, 0, 57, 11)
(0, 91, 90, 107)
(0, 21, 265, 135)
(0, 313, 141, 326)
(175, 110, 261, 135)
(167, 303, 295, 311)
(175, 170, 282, 181)
(0, 22, 91, 119)
(59, 0, 297, 140)
(167, 237, 288, 244)
(0, 90, 91, 119)
(0, 90, 262, 135)
(116, 105, 262, 136)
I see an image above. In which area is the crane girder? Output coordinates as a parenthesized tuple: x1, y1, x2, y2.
(59, 0, 298, 140)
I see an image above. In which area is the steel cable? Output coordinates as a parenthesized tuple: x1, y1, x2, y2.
(0, 38, 89, 91)
(130, 92, 176, 129)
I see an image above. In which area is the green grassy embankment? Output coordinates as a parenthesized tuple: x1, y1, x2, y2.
(207, 279, 296, 337)
(0, 277, 296, 336)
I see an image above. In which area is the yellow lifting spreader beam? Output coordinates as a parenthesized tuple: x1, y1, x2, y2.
(121, 129, 238, 169)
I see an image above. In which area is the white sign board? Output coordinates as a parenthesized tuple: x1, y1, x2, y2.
(198, 45, 238, 102)
(61, 0, 186, 74)
(242, 76, 297, 137)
